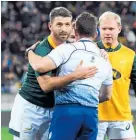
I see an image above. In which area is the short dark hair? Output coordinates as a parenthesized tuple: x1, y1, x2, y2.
(49, 7, 72, 22)
(75, 12, 97, 37)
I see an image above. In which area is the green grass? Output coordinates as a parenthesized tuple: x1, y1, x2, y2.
(134, 124, 136, 132)
(1, 127, 13, 140)
(1, 126, 136, 140)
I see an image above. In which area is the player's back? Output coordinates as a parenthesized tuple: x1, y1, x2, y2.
(58, 41, 112, 90)
(54, 40, 112, 107)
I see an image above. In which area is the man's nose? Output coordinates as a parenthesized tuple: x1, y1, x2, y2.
(61, 25, 67, 31)
(105, 29, 111, 34)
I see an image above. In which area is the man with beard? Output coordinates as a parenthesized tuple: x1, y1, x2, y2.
(9, 7, 97, 140)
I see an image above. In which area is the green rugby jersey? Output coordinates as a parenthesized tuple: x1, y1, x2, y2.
(19, 37, 55, 108)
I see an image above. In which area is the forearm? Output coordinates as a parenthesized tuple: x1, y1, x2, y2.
(28, 50, 44, 71)
(46, 65, 98, 91)
(37, 62, 98, 92)
(99, 94, 109, 103)
(99, 85, 112, 103)
(28, 50, 56, 73)
(38, 73, 78, 92)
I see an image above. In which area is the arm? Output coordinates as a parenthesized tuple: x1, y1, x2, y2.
(25, 41, 57, 73)
(130, 55, 136, 97)
(28, 50, 56, 73)
(99, 63, 113, 103)
(37, 63, 98, 92)
(99, 84, 112, 103)
(37, 75, 75, 92)
(26, 41, 57, 73)
(27, 42, 108, 74)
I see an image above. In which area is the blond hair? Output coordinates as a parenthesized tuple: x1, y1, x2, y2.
(99, 11, 121, 26)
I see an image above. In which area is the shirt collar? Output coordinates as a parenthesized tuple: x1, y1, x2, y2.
(98, 41, 121, 52)
(79, 37, 92, 42)
(48, 35, 57, 49)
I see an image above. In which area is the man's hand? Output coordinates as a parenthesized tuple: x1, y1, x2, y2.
(25, 41, 40, 57)
(73, 60, 98, 80)
(100, 49, 109, 61)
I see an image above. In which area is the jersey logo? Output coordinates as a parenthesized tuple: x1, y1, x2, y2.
(23, 126, 32, 132)
(126, 123, 130, 130)
(90, 56, 95, 63)
(120, 60, 126, 64)
(112, 69, 121, 80)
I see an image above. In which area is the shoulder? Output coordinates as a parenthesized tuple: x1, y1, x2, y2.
(36, 38, 50, 49)
(121, 44, 135, 55)
(34, 38, 52, 56)
(96, 40, 103, 49)
(120, 44, 136, 66)
(55, 42, 77, 52)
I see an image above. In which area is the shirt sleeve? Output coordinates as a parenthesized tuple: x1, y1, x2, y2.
(102, 62, 113, 86)
(33, 41, 52, 78)
(35, 71, 52, 78)
(130, 54, 136, 94)
(47, 44, 68, 67)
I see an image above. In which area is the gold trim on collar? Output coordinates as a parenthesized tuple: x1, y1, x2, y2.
(104, 43, 116, 49)
(48, 35, 57, 49)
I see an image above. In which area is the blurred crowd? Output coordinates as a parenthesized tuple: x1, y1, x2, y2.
(1, 1, 136, 93)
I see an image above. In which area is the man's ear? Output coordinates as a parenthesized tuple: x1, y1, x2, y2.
(75, 30, 79, 39)
(48, 22, 51, 31)
(118, 25, 122, 34)
(94, 31, 98, 40)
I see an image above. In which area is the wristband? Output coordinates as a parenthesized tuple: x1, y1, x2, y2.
(25, 48, 33, 57)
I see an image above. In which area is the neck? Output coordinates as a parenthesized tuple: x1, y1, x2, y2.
(79, 35, 95, 41)
(102, 40, 119, 48)
(50, 33, 64, 46)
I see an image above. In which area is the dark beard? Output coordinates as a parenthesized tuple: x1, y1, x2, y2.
(54, 32, 69, 42)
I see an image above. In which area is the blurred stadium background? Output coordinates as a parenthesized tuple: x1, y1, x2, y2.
(1, 1, 136, 140)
